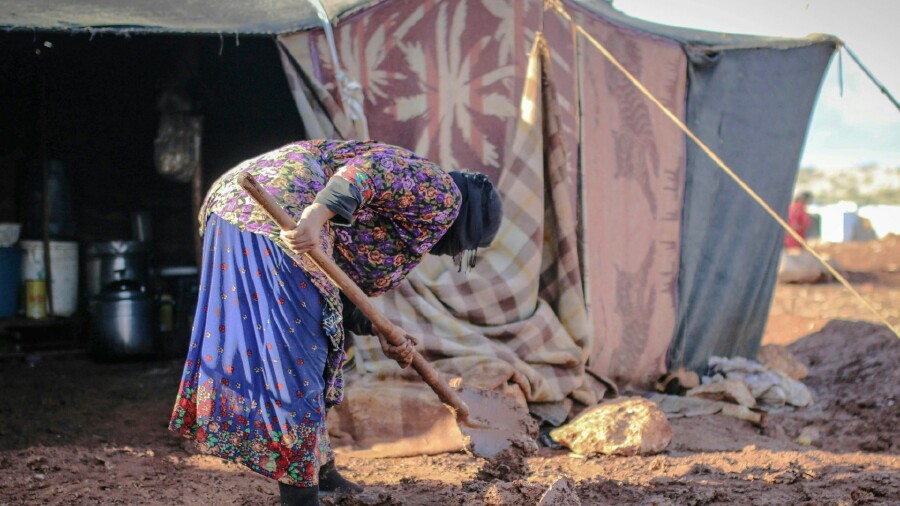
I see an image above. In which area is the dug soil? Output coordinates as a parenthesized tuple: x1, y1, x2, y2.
(1, 237, 898, 505)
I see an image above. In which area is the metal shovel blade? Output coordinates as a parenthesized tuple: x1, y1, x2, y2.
(453, 384, 538, 459)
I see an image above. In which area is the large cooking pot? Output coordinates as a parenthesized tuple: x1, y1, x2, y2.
(85, 241, 149, 297)
(90, 280, 157, 358)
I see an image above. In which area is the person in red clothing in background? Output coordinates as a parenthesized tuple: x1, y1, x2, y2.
(784, 191, 812, 249)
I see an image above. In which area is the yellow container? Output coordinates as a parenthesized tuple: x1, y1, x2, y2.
(159, 294, 174, 332)
(25, 279, 47, 319)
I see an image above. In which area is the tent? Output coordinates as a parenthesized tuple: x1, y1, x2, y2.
(1, 0, 837, 400)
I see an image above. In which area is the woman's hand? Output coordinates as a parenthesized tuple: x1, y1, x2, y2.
(376, 326, 420, 369)
(279, 203, 336, 255)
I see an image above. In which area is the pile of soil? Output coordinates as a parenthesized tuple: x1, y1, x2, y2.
(765, 235, 900, 345)
(0, 236, 897, 504)
(817, 234, 900, 273)
(772, 320, 900, 453)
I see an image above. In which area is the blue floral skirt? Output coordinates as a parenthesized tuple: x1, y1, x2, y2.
(170, 214, 334, 487)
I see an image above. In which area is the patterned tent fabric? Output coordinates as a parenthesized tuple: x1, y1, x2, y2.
(571, 7, 687, 387)
(277, 0, 688, 397)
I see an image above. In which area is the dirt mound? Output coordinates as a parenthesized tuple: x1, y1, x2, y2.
(774, 320, 900, 453)
(475, 435, 537, 482)
(816, 234, 900, 273)
(764, 234, 900, 345)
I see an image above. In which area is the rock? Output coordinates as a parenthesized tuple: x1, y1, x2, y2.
(549, 397, 672, 456)
(758, 345, 809, 380)
(538, 476, 581, 505)
(25, 455, 48, 472)
(687, 380, 757, 407)
(796, 426, 820, 446)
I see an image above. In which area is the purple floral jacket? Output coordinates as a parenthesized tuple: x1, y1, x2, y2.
(200, 140, 461, 298)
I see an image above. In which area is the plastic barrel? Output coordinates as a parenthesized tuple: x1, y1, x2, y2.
(0, 246, 21, 317)
(20, 240, 79, 317)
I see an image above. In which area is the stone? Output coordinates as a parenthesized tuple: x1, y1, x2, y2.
(796, 426, 820, 446)
(538, 476, 581, 505)
(758, 345, 808, 380)
(549, 397, 672, 456)
(687, 380, 757, 407)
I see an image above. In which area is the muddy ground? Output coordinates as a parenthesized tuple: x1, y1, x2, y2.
(1, 237, 898, 505)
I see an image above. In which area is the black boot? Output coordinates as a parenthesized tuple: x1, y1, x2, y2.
(278, 482, 319, 506)
(318, 459, 364, 494)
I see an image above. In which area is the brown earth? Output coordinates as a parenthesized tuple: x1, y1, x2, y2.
(763, 235, 900, 346)
(1, 237, 898, 505)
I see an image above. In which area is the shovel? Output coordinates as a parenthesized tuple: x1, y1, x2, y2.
(238, 173, 534, 459)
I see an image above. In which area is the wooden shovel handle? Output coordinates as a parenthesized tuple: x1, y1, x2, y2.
(238, 173, 470, 419)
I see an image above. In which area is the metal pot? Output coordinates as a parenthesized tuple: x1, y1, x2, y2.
(85, 241, 149, 297)
(90, 280, 157, 358)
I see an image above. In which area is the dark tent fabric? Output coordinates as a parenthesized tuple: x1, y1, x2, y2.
(669, 43, 836, 372)
(0, 0, 379, 34)
(0, 0, 617, 35)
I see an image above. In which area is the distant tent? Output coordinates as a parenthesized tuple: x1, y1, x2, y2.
(2, 0, 837, 399)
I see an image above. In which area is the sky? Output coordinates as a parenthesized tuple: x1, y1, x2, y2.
(612, 0, 900, 170)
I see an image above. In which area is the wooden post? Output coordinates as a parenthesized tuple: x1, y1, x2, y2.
(39, 43, 55, 319)
(191, 118, 203, 268)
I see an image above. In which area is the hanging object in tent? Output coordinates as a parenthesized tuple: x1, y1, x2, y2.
(153, 113, 203, 183)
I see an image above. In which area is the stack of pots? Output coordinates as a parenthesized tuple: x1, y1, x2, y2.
(86, 241, 156, 358)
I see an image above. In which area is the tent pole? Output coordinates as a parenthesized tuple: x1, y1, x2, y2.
(191, 137, 203, 268)
(39, 41, 55, 319)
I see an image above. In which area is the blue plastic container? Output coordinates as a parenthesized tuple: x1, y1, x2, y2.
(0, 246, 22, 317)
